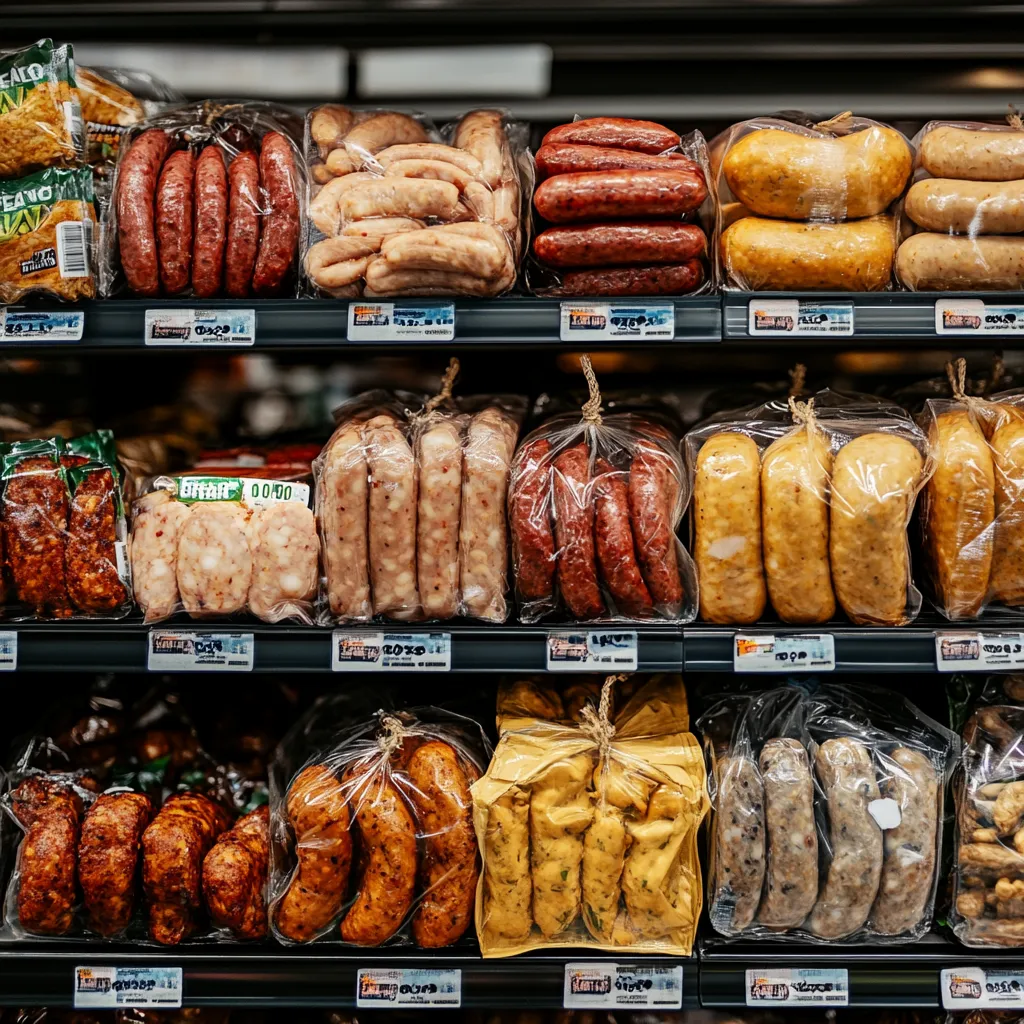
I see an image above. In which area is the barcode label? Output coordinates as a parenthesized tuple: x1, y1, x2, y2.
(57, 221, 89, 278)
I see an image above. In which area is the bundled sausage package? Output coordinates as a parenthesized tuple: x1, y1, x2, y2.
(712, 112, 913, 290)
(509, 356, 696, 623)
(684, 389, 933, 626)
(898, 112, 1024, 290)
(698, 683, 955, 944)
(474, 673, 708, 957)
(303, 105, 528, 297)
(268, 701, 489, 948)
(102, 100, 303, 298)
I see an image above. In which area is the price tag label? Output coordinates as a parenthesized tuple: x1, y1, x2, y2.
(348, 301, 455, 341)
(74, 966, 183, 1009)
(936, 299, 1024, 334)
(563, 963, 683, 1009)
(559, 303, 675, 341)
(746, 968, 848, 1007)
(547, 630, 638, 672)
(935, 631, 1024, 671)
(356, 968, 461, 1008)
(332, 631, 452, 672)
(942, 967, 1024, 1008)
(144, 309, 255, 346)
(1, 309, 84, 342)
(147, 631, 254, 672)
(0, 631, 17, 671)
(734, 633, 835, 672)
(748, 299, 854, 336)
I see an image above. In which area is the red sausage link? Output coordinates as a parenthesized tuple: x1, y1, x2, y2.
(533, 222, 706, 268)
(252, 131, 300, 296)
(116, 129, 170, 296)
(553, 261, 703, 297)
(225, 150, 261, 298)
(510, 437, 556, 603)
(593, 457, 653, 617)
(628, 440, 684, 612)
(542, 118, 680, 154)
(192, 146, 228, 298)
(534, 168, 708, 223)
(536, 143, 698, 179)
(552, 442, 604, 619)
(155, 149, 194, 296)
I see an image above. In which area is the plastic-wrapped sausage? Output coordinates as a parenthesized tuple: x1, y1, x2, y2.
(417, 418, 463, 620)
(553, 443, 605, 620)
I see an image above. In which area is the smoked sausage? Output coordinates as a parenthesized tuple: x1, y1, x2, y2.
(593, 457, 652, 616)
(542, 117, 680, 154)
(225, 149, 260, 297)
(552, 261, 702, 297)
(117, 128, 169, 296)
(553, 442, 604, 619)
(533, 222, 706, 268)
(510, 437, 556, 604)
(155, 149, 194, 295)
(253, 131, 300, 296)
(536, 142, 699, 178)
(192, 145, 227, 298)
(534, 168, 707, 223)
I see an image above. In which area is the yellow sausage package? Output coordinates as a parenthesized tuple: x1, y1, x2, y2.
(473, 674, 708, 958)
(684, 389, 933, 626)
(711, 111, 913, 290)
(268, 701, 490, 948)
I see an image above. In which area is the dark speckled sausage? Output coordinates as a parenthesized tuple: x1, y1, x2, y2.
(542, 118, 680, 154)
(225, 149, 260, 298)
(252, 131, 299, 296)
(534, 222, 706, 268)
(553, 442, 604, 619)
(192, 146, 227, 298)
(534, 169, 707, 223)
(552, 261, 703, 297)
(593, 457, 652, 617)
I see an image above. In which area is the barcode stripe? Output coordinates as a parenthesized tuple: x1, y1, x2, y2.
(57, 221, 88, 278)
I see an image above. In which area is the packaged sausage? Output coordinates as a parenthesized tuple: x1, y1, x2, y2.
(698, 682, 955, 945)
(474, 673, 707, 957)
(684, 388, 933, 626)
(101, 100, 304, 298)
(268, 700, 490, 948)
(509, 355, 696, 624)
(303, 105, 528, 298)
(712, 111, 913, 290)
(527, 117, 712, 296)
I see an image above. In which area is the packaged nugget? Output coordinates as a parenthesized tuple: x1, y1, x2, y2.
(474, 673, 707, 957)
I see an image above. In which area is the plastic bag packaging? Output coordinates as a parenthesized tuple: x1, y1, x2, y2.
(101, 100, 304, 298)
(509, 355, 696, 623)
(473, 673, 708, 958)
(684, 388, 933, 626)
(268, 704, 490, 948)
(527, 117, 713, 296)
(897, 111, 1024, 290)
(302, 106, 527, 298)
(698, 682, 956, 944)
(712, 111, 913, 290)
(129, 470, 318, 624)
(314, 360, 526, 623)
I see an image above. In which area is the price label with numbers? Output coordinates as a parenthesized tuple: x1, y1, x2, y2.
(746, 968, 848, 1007)
(74, 967, 183, 1009)
(0, 631, 17, 671)
(1, 309, 84, 342)
(144, 309, 255, 346)
(546, 630, 638, 671)
(748, 299, 853, 336)
(936, 299, 1024, 334)
(559, 303, 674, 341)
(734, 634, 835, 672)
(935, 631, 1024, 671)
(332, 631, 452, 672)
(563, 963, 682, 1009)
(348, 301, 455, 341)
(356, 968, 461, 1007)
(148, 631, 254, 672)
(942, 968, 1024, 1008)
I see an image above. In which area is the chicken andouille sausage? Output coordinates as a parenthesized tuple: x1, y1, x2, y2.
(176, 502, 253, 618)
(897, 233, 1024, 291)
(131, 490, 189, 622)
(482, 786, 533, 942)
(192, 145, 228, 298)
(906, 177, 1024, 235)
(534, 168, 707, 223)
(920, 124, 1024, 181)
(593, 457, 653, 617)
(509, 437, 556, 605)
(454, 109, 506, 187)
(991, 419, 1024, 605)
(535, 143, 700, 179)
(66, 465, 129, 614)
(155, 148, 194, 295)
(116, 128, 170, 296)
(416, 418, 462, 620)
(252, 131, 300, 296)
(246, 502, 318, 623)
(553, 442, 605, 619)
(225, 149, 260, 297)
(542, 117, 681, 154)
(533, 222, 706, 268)
(552, 261, 703, 297)
(202, 805, 270, 941)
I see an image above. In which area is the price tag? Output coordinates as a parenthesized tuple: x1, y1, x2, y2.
(147, 631, 254, 672)
(356, 968, 461, 1008)
(935, 631, 1024, 671)
(347, 301, 455, 341)
(332, 631, 452, 672)
(144, 308, 255, 346)
(748, 299, 854, 336)
(546, 630, 638, 672)
(0, 631, 17, 671)
(559, 303, 675, 341)
(942, 967, 1024, 1008)
(1, 309, 84, 342)
(936, 299, 1024, 334)
(74, 966, 183, 1009)
(734, 633, 835, 672)
(746, 968, 848, 1007)
(563, 963, 682, 1009)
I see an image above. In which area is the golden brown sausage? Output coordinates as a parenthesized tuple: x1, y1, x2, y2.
(991, 419, 1024, 605)
(202, 805, 270, 941)
(920, 125, 1024, 181)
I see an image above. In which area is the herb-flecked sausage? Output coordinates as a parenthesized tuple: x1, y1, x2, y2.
(252, 131, 300, 296)
(117, 128, 169, 296)
(192, 145, 227, 298)
(553, 442, 605, 619)
(225, 149, 260, 297)
(155, 149, 194, 295)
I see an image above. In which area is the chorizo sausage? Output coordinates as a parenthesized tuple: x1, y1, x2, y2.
(252, 131, 299, 296)
(225, 149, 260, 297)
(553, 442, 604, 619)
(542, 117, 680, 154)
(536, 142, 699, 179)
(533, 222, 706, 268)
(116, 128, 169, 296)
(534, 168, 707, 223)
(510, 437, 556, 605)
(192, 145, 227, 298)
(593, 457, 652, 617)
(155, 149, 194, 295)
(551, 261, 702, 297)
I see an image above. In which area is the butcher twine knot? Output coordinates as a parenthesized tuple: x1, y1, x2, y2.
(580, 354, 603, 426)
(580, 673, 628, 759)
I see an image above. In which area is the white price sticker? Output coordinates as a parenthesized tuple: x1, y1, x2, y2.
(942, 967, 1024, 1008)
(1, 309, 84, 342)
(347, 301, 455, 341)
(332, 631, 452, 672)
(936, 299, 1024, 334)
(547, 630, 638, 672)
(734, 633, 835, 672)
(147, 631, 254, 672)
(935, 631, 1024, 671)
(559, 303, 674, 341)
(746, 968, 848, 1007)
(145, 309, 255, 346)
(563, 963, 683, 1009)
(356, 968, 461, 1008)
(74, 966, 183, 1009)
(748, 299, 853, 336)
(0, 631, 17, 671)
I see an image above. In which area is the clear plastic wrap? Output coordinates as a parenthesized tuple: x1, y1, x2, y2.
(684, 389, 933, 626)
(698, 682, 956, 944)
(473, 673, 708, 957)
(101, 100, 304, 298)
(268, 702, 490, 948)
(712, 111, 913, 290)
(527, 117, 713, 296)
(509, 356, 696, 624)
(302, 106, 527, 298)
